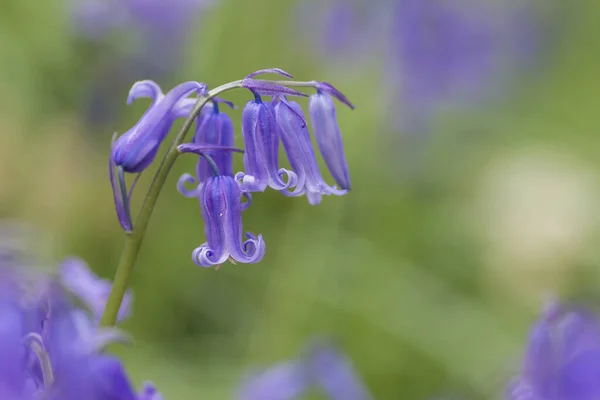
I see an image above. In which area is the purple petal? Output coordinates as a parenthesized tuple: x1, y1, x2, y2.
(241, 79, 307, 98)
(109, 134, 133, 232)
(237, 361, 308, 400)
(246, 68, 294, 79)
(59, 257, 132, 323)
(315, 82, 355, 109)
(307, 342, 372, 400)
(176, 173, 199, 198)
(192, 176, 266, 267)
(308, 93, 351, 190)
(177, 143, 243, 155)
(127, 80, 164, 106)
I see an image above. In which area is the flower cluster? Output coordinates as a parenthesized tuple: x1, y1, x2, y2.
(0, 248, 156, 400)
(237, 340, 372, 400)
(509, 301, 600, 400)
(109, 69, 353, 268)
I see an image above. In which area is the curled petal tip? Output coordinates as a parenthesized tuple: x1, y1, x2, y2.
(315, 82, 355, 109)
(246, 68, 294, 79)
(176, 173, 199, 198)
(127, 80, 163, 105)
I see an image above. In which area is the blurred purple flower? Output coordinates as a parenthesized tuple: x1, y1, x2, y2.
(237, 361, 308, 400)
(509, 301, 600, 400)
(297, 0, 554, 137)
(307, 342, 373, 400)
(59, 257, 132, 323)
(237, 340, 371, 400)
(0, 257, 154, 399)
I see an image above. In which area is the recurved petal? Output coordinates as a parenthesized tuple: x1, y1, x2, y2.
(127, 80, 164, 106)
(176, 173, 199, 198)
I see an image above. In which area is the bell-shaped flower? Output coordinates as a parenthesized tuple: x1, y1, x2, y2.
(508, 301, 600, 400)
(194, 175, 265, 267)
(178, 145, 265, 267)
(308, 83, 353, 191)
(275, 98, 347, 205)
(111, 80, 206, 173)
(177, 100, 236, 198)
(235, 94, 297, 192)
(58, 257, 132, 323)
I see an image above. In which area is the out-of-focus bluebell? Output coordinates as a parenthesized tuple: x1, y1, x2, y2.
(296, 0, 555, 137)
(0, 239, 156, 399)
(179, 144, 265, 268)
(236, 340, 371, 400)
(237, 361, 308, 400)
(59, 257, 132, 323)
(508, 301, 600, 400)
(275, 97, 347, 204)
(307, 341, 373, 400)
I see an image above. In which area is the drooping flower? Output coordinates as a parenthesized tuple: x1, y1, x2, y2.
(58, 257, 132, 323)
(109, 80, 205, 232)
(179, 144, 265, 267)
(508, 301, 600, 400)
(308, 84, 353, 191)
(275, 98, 347, 205)
(177, 100, 236, 198)
(235, 93, 297, 193)
(111, 80, 205, 173)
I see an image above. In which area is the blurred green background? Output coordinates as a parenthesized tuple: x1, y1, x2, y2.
(1, 0, 600, 398)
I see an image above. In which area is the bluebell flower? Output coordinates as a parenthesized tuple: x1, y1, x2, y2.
(308, 83, 353, 191)
(508, 301, 600, 400)
(109, 80, 205, 232)
(112, 80, 205, 173)
(235, 93, 298, 192)
(275, 98, 347, 205)
(59, 257, 132, 323)
(177, 100, 236, 198)
(179, 144, 265, 267)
